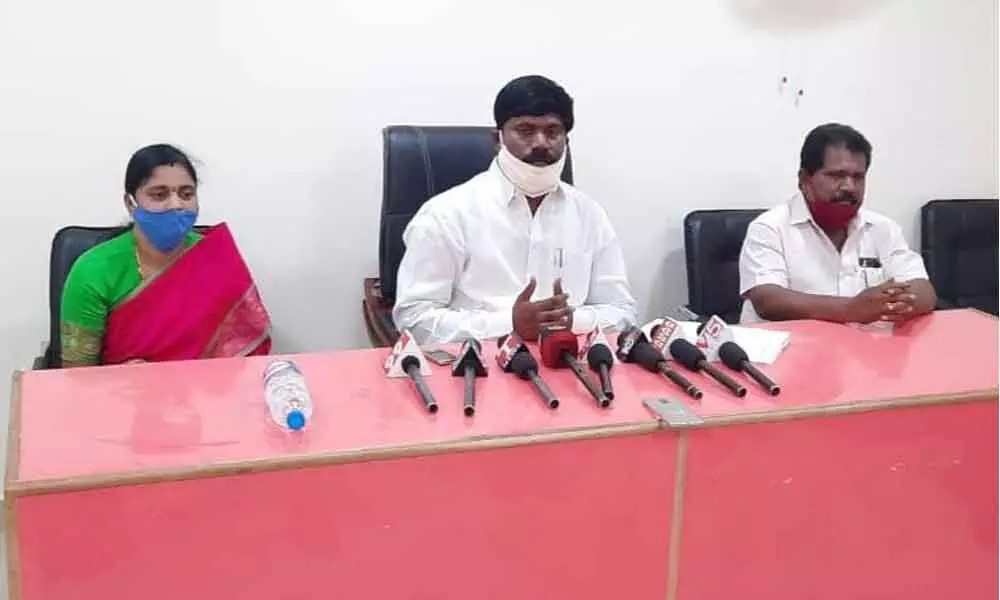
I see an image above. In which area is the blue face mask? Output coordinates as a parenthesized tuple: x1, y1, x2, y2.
(133, 207, 198, 253)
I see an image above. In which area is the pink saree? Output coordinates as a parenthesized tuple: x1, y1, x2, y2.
(102, 223, 272, 364)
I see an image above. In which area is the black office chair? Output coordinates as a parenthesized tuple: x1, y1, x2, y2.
(362, 125, 573, 347)
(36, 224, 213, 369)
(921, 199, 999, 315)
(35, 226, 130, 368)
(682, 209, 765, 324)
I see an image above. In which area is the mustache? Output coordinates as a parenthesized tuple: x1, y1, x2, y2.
(523, 148, 559, 166)
(832, 193, 859, 205)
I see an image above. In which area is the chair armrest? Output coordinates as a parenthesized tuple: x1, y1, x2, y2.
(32, 342, 51, 370)
(362, 277, 400, 348)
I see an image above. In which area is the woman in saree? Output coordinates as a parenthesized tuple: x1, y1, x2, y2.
(60, 144, 272, 367)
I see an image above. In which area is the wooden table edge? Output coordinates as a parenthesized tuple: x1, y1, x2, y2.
(6, 371, 23, 600)
(5, 371, 23, 491)
(684, 388, 999, 429)
(968, 307, 999, 321)
(4, 419, 664, 497)
(7, 386, 998, 497)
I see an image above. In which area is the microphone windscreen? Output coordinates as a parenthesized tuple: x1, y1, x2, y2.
(668, 338, 705, 370)
(400, 355, 421, 372)
(508, 351, 539, 379)
(539, 328, 578, 369)
(717, 341, 749, 370)
(630, 341, 664, 371)
(496, 333, 527, 371)
(616, 327, 646, 361)
(586, 343, 614, 370)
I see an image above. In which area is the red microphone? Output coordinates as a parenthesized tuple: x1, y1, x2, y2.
(539, 327, 609, 408)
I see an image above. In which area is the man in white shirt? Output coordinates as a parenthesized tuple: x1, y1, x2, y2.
(739, 123, 937, 324)
(393, 75, 638, 344)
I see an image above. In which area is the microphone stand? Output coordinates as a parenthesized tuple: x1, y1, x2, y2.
(463, 365, 477, 416)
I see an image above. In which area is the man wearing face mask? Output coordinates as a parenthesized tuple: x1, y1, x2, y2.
(739, 123, 937, 324)
(393, 75, 638, 343)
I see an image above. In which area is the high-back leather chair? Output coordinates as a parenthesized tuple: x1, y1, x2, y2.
(682, 209, 765, 324)
(38, 226, 130, 368)
(38, 224, 212, 369)
(362, 125, 573, 347)
(921, 199, 999, 315)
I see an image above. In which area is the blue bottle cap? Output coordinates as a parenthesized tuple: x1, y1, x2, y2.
(286, 410, 306, 431)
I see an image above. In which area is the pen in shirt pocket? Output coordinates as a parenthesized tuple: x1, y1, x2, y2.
(552, 248, 565, 276)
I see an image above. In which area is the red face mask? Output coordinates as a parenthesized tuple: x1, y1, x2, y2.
(808, 199, 858, 231)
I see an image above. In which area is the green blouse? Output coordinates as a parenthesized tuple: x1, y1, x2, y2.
(61, 230, 201, 367)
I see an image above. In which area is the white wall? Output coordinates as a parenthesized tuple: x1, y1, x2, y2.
(0, 0, 996, 460)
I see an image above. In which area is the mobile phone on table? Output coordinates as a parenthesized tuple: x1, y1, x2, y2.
(425, 349, 457, 366)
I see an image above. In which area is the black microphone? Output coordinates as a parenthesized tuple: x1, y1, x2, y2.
(540, 328, 610, 408)
(496, 334, 559, 409)
(401, 355, 438, 413)
(668, 339, 747, 398)
(452, 338, 487, 416)
(586, 344, 615, 401)
(616, 327, 703, 400)
(718, 341, 781, 396)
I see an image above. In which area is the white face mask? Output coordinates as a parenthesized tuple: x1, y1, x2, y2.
(496, 142, 566, 198)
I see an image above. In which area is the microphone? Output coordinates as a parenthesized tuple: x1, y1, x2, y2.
(668, 339, 747, 398)
(718, 341, 781, 396)
(496, 334, 559, 409)
(582, 327, 615, 402)
(401, 355, 438, 413)
(617, 327, 703, 400)
(648, 317, 686, 359)
(695, 315, 735, 361)
(539, 327, 610, 408)
(452, 338, 487, 416)
(384, 329, 439, 413)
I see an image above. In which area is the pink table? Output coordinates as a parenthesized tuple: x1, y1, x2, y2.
(5, 309, 997, 599)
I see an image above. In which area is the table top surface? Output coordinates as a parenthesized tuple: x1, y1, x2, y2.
(10, 309, 997, 486)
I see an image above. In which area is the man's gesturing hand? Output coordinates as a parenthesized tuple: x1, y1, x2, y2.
(512, 278, 572, 341)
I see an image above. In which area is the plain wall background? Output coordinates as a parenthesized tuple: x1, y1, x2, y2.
(0, 0, 996, 480)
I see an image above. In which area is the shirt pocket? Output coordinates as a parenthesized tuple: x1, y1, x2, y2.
(857, 233, 886, 288)
(554, 249, 594, 305)
(861, 266, 887, 288)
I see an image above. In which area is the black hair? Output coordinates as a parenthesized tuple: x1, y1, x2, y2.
(799, 123, 872, 174)
(493, 75, 574, 132)
(124, 143, 198, 196)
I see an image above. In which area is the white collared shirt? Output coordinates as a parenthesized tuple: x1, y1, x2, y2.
(393, 162, 638, 344)
(738, 193, 930, 324)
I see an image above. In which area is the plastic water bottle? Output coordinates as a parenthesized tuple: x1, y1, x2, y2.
(263, 360, 313, 431)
